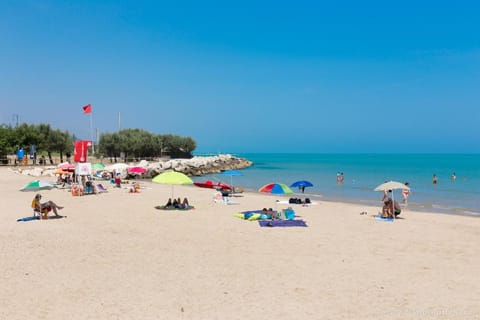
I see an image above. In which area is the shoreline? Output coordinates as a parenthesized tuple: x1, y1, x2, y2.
(2, 167, 480, 319)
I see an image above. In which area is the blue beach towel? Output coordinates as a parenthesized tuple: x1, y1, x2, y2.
(17, 216, 40, 222)
(258, 220, 308, 227)
(375, 215, 394, 222)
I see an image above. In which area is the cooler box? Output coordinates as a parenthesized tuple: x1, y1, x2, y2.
(283, 208, 295, 220)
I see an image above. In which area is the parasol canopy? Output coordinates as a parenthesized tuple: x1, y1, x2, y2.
(20, 180, 55, 191)
(128, 166, 147, 174)
(258, 183, 293, 195)
(152, 171, 193, 198)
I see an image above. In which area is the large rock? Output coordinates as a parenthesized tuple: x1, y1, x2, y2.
(146, 154, 252, 177)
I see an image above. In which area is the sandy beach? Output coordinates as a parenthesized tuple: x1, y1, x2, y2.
(1, 167, 479, 320)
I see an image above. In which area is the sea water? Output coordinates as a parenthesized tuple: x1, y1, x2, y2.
(193, 153, 480, 216)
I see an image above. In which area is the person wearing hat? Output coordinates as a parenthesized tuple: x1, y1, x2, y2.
(31, 194, 64, 219)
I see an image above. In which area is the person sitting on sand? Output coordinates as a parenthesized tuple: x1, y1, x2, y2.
(382, 199, 393, 218)
(382, 198, 401, 218)
(129, 182, 140, 193)
(172, 198, 180, 208)
(165, 198, 173, 208)
(181, 197, 190, 209)
(32, 193, 64, 219)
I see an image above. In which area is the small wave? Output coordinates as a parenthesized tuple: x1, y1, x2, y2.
(463, 210, 480, 216)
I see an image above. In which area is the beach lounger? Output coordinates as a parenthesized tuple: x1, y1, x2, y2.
(96, 184, 108, 193)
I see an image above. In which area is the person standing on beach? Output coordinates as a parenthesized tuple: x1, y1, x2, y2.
(402, 182, 410, 204)
(433, 174, 438, 185)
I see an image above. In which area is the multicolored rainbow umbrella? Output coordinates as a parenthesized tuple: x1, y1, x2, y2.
(258, 183, 293, 195)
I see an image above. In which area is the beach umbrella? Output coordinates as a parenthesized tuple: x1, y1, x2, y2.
(92, 163, 105, 171)
(104, 163, 129, 172)
(128, 166, 147, 174)
(259, 183, 293, 195)
(58, 163, 75, 171)
(54, 168, 69, 175)
(20, 180, 55, 191)
(374, 181, 410, 219)
(152, 171, 193, 198)
(290, 180, 314, 192)
(219, 169, 242, 190)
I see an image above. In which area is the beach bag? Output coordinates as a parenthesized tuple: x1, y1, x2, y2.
(283, 208, 295, 220)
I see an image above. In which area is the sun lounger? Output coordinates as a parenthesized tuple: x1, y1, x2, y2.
(96, 184, 108, 193)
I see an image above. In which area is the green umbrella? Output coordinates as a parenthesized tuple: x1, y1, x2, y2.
(92, 163, 105, 171)
(152, 171, 193, 198)
(20, 180, 55, 191)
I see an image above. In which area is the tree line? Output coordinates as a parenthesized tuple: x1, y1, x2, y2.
(0, 123, 196, 164)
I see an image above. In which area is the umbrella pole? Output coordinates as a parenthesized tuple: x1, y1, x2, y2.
(392, 192, 395, 220)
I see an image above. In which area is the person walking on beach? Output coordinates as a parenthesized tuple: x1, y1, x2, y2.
(433, 174, 438, 185)
(402, 182, 410, 204)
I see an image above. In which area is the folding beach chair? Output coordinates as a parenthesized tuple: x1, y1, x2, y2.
(96, 183, 108, 193)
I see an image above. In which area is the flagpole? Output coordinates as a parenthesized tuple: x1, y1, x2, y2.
(90, 112, 95, 154)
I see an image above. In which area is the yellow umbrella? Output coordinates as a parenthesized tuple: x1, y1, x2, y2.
(152, 171, 193, 198)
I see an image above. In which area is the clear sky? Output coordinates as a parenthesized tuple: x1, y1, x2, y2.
(1, 1, 479, 153)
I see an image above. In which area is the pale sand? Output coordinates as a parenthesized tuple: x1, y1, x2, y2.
(1, 167, 479, 320)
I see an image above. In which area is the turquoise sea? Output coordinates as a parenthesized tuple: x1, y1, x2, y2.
(194, 153, 480, 216)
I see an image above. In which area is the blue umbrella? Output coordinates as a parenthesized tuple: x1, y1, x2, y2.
(290, 180, 314, 188)
(290, 180, 314, 193)
(219, 170, 243, 190)
(220, 170, 242, 177)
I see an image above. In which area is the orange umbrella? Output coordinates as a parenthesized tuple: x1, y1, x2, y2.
(54, 168, 69, 175)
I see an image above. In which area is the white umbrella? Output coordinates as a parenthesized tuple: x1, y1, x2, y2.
(374, 181, 410, 192)
(104, 163, 129, 172)
(20, 180, 55, 191)
(374, 181, 410, 219)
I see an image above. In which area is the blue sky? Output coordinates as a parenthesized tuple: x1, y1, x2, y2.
(1, 1, 479, 153)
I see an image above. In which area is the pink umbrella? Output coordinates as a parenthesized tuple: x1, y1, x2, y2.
(128, 166, 147, 174)
(58, 163, 75, 171)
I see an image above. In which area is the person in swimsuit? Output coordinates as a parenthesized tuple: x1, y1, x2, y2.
(402, 182, 410, 204)
(32, 193, 64, 219)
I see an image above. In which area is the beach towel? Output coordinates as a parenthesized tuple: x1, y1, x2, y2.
(276, 200, 318, 206)
(258, 220, 308, 227)
(375, 215, 394, 222)
(17, 216, 40, 222)
(154, 205, 195, 211)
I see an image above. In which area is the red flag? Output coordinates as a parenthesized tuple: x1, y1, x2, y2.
(82, 104, 92, 114)
(74, 140, 92, 162)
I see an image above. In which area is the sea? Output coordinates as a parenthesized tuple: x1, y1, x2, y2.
(193, 153, 480, 217)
